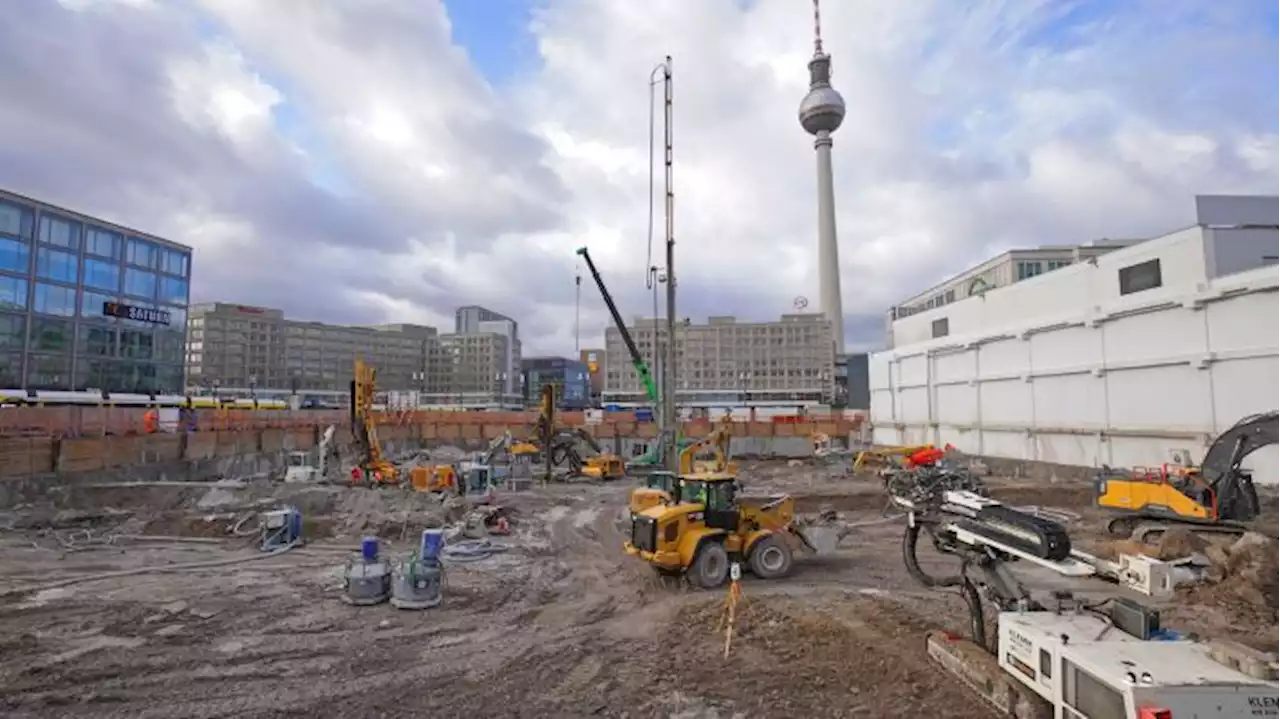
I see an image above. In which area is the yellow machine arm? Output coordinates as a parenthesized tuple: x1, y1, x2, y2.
(679, 419, 734, 474)
(351, 358, 396, 481)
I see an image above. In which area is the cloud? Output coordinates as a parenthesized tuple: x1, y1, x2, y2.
(0, 0, 1274, 359)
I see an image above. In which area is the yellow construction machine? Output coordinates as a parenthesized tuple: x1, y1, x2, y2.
(532, 384, 626, 481)
(627, 421, 734, 516)
(350, 358, 398, 485)
(1095, 410, 1276, 543)
(852, 443, 935, 472)
(624, 472, 834, 588)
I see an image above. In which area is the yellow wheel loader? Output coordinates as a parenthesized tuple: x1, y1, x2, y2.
(624, 472, 833, 588)
(628, 470, 680, 516)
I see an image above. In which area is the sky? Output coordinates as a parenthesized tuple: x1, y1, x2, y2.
(1, 0, 1276, 357)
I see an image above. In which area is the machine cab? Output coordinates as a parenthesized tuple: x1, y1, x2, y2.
(645, 470, 679, 496)
(286, 451, 310, 468)
(679, 475, 740, 531)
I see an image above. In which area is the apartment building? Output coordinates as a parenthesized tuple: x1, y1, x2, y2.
(185, 303, 435, 393)
(602, 313, 836, 407)
(424, 330, 522, 408)
(888, 239, 1142, 329)
(0, 188, 192, 393)
(455, 305, 518, 339)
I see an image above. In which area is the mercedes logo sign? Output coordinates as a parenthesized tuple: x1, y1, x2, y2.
(793, 296, 809, 310)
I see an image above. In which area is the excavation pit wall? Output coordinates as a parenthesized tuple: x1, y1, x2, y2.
(0, 416, 856, 507)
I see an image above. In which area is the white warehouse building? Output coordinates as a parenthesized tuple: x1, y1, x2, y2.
(869, 194, 1279, 484)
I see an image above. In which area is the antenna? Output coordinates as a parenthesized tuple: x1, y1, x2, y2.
(812, 0, 824, 56)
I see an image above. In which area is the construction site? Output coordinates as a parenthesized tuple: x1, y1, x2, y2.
(0, 385, 1276, 718)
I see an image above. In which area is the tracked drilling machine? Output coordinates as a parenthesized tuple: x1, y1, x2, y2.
(351, 358, 397, 485)
(889, 481, 1278, 719)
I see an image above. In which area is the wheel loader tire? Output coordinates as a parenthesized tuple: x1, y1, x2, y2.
(748, 534, 794, 580)
(690, 541, 729, 589)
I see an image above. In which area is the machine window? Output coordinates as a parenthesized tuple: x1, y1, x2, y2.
(680, 480, 707, 505)
(1063, 661, 1126, 719)
(1039, 649, 1051, 678)
(931, 317, 949, 338)
(706, 481, 736, 511)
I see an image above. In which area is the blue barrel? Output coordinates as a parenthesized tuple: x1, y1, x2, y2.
(286, 507, 303, 543)
(361, 536, 380, 562)
(420, 529, 445, 561)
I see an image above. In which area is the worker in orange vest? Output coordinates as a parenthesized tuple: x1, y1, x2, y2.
(143, 408, 159, 434)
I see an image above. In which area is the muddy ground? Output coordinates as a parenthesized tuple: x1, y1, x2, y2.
(0, 460, 1275, 718)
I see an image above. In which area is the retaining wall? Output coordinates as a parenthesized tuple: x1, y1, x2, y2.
(0, 419, 854, 506)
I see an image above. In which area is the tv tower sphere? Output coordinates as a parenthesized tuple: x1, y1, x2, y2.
(798, 56, 845, 136)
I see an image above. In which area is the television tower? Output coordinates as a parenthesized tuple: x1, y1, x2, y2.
(798, 0, 846, 353)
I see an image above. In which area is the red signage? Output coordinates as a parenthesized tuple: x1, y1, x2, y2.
(235, 305, 266, 314)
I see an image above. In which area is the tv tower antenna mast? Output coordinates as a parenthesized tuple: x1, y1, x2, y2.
(798, 0, 846, 357)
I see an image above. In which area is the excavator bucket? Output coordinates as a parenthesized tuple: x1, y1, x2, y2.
(925, 631, 1051, 719)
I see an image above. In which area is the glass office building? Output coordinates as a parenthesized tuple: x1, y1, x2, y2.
(0, 189, 191, 393)
(521, 357, 591, 410)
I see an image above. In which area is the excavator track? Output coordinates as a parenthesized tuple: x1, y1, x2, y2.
(1128, 520, 1248, 546)
(925, 631, 1051, 719)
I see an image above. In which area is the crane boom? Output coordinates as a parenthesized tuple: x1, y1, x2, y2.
(575, 247, 658, 403)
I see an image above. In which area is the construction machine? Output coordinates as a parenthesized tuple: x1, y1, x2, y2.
(410, 464, 457, 493)
(1095, 410, 1276, 543)
(284, 425, 338, 483)
(351, 359, 398, 485)
(532, 383, 626, 481)
(576, 245, 684, 471)
(678, 419, 735, 475)
(852, 443, 936, 472)
(888, 483, 1278, 719)
(624, 472, 839, 588)
(628, 470, 680, 516)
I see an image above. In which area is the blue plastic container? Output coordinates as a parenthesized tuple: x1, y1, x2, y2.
(420, 529, 445, 561)
(287, 507, 303, 543)
(361, 536, 380, 562)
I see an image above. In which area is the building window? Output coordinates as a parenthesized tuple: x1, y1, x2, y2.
(0, 276, 28, 311)
(126, 237, 157, 268)
(33, 282, 76, 316)
(1047, 259, 1072, 270)
(1015, 261, 1043, 281)
(944, 289, 955, 303)
(36, 247, 78, 284)
(158, 276, 189, 304)
(155, 330, 185, 363)
(120, 329, 154, 360)
(83, 258, 121, 292)
(931, 317, 950, 339)
(26, 354, 72, 390)
(78, 325, 117, 357)
(0, 314, 25, 352)
(85, 228, 121, 259)
(124, 268, 157, 299)
(0, 237, 29, 274)
(161, 249, 189, 276)
(81, 290, 118, 319)
(30, 318, 72, 352)
(39, 215, 80, 250)
(0, 201, 33, 239)
(1118, 258, 1162, 296)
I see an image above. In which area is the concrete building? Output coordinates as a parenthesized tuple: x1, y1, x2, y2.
(455, 305, 518, 339)
(870, 194, 1279, 482)
(424, 330, 522, 409)
(0, 188, 192, 393)
(185, 303, 435, 395)
(521, 356, 591, 410)
(603, 313, 836, 407)
(887, 238, 1143, 345)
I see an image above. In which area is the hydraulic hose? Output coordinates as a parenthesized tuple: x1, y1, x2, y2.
(901, 521, 965, 588)
(903, 521, 991, 651)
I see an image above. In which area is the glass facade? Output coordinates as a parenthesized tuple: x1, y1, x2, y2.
(521, 357, 591, 410)
(0, 190, 192, 392)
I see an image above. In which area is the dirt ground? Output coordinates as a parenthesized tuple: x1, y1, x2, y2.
(0, 460, 1275, 718)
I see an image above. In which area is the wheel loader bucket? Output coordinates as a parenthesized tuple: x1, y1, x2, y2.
(793, 525, 842, 555)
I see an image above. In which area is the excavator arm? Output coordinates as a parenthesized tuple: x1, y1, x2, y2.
(1200, 410, 1276, 522)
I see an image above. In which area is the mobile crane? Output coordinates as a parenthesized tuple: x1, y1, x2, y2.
(888, 482, 1278, 718)
(575, 246, 682, 470)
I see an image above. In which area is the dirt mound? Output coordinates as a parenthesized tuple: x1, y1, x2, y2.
(1095, 527, 1209, 561)
(1196, 533, 1280, 614)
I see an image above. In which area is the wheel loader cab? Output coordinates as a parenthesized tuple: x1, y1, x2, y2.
(679, 477, 739, 531)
